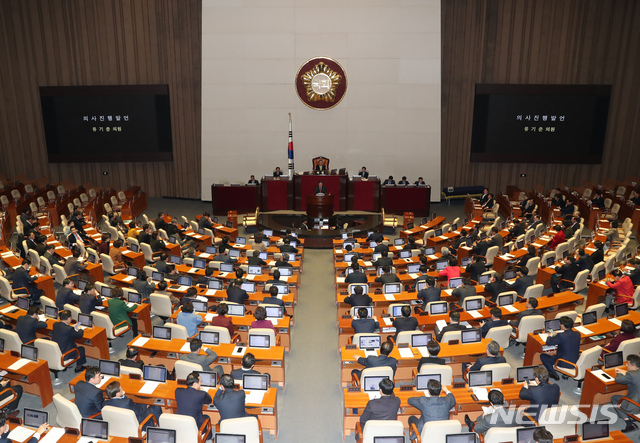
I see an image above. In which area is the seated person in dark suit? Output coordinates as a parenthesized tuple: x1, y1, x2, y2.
(0, 411, 47, 443)
(345, 264, 368, 284)
(392, 305, 419, 339)
(119, 347, 145, 371)
(263, 284, 286, 307)
(510, 297, 542, 329)
(343, 244, 360, 261)
(382, 176, 395, 186)
(398, 176, 409, 185)
(374, 242, 390, 254)
(465, 390, 517, 435)
(479, 308, 509, 338)
(471, 236, 489, 257)
(416, 276, 441, 313)
(506, 266, 534, 297)
(198, 213, 214, 230)
(575, 248, 595, 272)
(352, 307, 379, 334)
(279, 238, 298, 254)
(64, 247, 87, 280)
(487, 227, 503, 250)
(359, 379, 401, 430)
(591, 192, 605, 209)
(417, 340, 446, 372)
(67, 226, 87, 248)
(366, 231, 384, 243)
(435, 311, 467, 342)
(590, 240, 605, 264)
(104, 380, 161, 428)
(372, 250, 393, 268)
(196, 267, 216, 285)
(358, 167, 369, 179)
(247, 249, 267, 266)
(79, 284, 103, 315)
(344, 285, 372, 307)
(467, 339, 507, 373)
(313, 181, 327, 195)
(247, 175, 259, 185)
(213, 374, 253, 422)
(226, 279, 249, 304)
(230, 353, 261, 381)
(452, 229, 470, 252)
(16, 305, 47, 344)
(452, 278, 477, 307)
(52, 310, 87, 373)
(272, 166, 283, 177)
(43, 244, 63, 267)
(484, 272, 507, 303)
(518, 366, 560, 423)
(74, 366, 104, 418)
(540, 316, 581, 380)
(374, 265, 400, 284)
(55, 278, 80, 310)
(550, 255, 579, 293)
(275, 253, 293, 268)
(408, 379, 456, 433)
(266, 269, 287, 287)
(628, 258, 640, 286)
(12, 259, 42, 304)
(414, 177, 426, 186)
(175, 372, 213, 429)
(466, 255, 486, 282)
(517, 246, 537, 268)
(352, 340, 397, 379)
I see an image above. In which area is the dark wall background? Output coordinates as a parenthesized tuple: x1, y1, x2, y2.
(442, 0, 640, 192)
(1, 1, 639, 198)
(0, 0, 201, 198)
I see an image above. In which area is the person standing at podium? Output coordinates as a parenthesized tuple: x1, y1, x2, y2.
(314, 181, 327, 195)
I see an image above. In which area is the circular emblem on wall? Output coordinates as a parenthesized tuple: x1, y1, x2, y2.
(295, 57, 348, 110)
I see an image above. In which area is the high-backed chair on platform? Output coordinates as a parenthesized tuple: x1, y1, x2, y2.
(312, 156, 330, 171)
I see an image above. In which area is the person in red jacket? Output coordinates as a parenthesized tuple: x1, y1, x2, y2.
(548, 225, 565, 250)
(605, 269, 635, 309)
(602, 319, 637, 357)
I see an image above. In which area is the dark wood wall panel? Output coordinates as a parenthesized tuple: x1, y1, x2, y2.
(442, 0, 640, 193)
(0, 0, 201, 198)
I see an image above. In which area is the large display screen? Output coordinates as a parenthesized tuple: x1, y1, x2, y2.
(40, 85, 173, 162)
(470, 84, 611, 163)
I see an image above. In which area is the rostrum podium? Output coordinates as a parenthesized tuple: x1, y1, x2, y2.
(306, 194, 334, 218)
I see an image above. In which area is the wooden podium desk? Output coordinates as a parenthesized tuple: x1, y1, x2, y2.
(381, 186, 431, 216)
(579, 368, 626, 417)
(399, 216, 446, 240)
(121, 247, 145, 269)
(69, 372, 279, 437)
(261, 176, 294, 211)
(0, 247, 55, 299)
(342, 382, 526, 439)
(127, 337, 286, 387)
(295, 172, 347, 212)
(0, 352, 53, 406)
(340, 339, 496, 384)
(210, 184, 260, 215)
(523, 310, 640, 366)
(167, 311, 292, 352)
(0, 307, 111, 360)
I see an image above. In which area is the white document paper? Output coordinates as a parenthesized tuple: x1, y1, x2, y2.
(8, 358, 32, 371)
(609, 318, 623, 327)
(206, 289, 218, 296)
(7, 426, 35, 442)
(409, 273, 420, 280)
(232, 346, 247, 356)
(199, 253, 212, 258)
(368, 391, 381, 400)
(138, 381, 160, 394)
(417, 346, 430, 357)
(205, 313, 215, 322)
(428, 255, 438, 260)
(363, 261, 373, 267)
(123, 275, 136, 282)
(245, 390, 266, 404)
(131, 337, 150, 347)
(398, 348, 414, 359)
(382, 317, 393, 326)
(443, 289, 453, 296)
(538, 333, 549, 343)
(504, 305, 519, 313)
(335, 249, 343, 254)
(363, 349, 379, 357)
(575, 326, 593, 335)
(246, 274, 256, 281)
(467, 310, 483, 319)
(336, 277, 345, 284)
(0, 306, 15, 314)
(0, 252, 14, 258)
(188, 268, 199, 274)
(471, 387, 489, 401)
(38, 427, 66, 443)
(384, 294, 395, 300)
(180, 342, 191, 353)
(591, 369, 615, 383)
(435, 319, 448, 331)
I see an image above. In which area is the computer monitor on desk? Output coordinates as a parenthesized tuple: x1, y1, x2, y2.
(429, 302, 447, 315)
(373, 437, 404, 443)
(363, 375, 389, 392)
(248, 334, 271, 348)
(21, 344, 38, 362)
(241, 282, 255, 293)
(582, 422, 609, 441)
(516, 365, 538, 383)
(603, 351, 624, 369)
(544, 319, 561, 332)
(615, 303, 629, 317)
(353, 306, 374, 318)
(226, 304, 245, 316)
(197, 371, 217, 388)
(23, 408, 48, 429)
(411, 333, 433, 348)
(199, 331, 219, 346)
(581, 311, 597, 326)
(497, 293, 515, 307)
(416, 373, 441, 391)
(383, 283, 401, 295)
(464, 299, 483, 311)
(446, 433, 477, 443)
(243, 373, 270, 391)
(358, 335, 381, 350)
(78, 313, 93, 328)
(169, 254, 181, 265)
(516, 426, 545, 443)
(153, 326, 172, 340)
(215, 434, 246, 443)
(424, 247, 435, 255)
(147, 427, 177, 443)
(407, 263, 420, 274)
(461, 329, 481, 344)
(220, 263, 234, 273)
(208, 279, 223, 290)
(478, 274, 491, 285)
(448, 277, 463, 289)
(178, 276, 192, 287)
(80, 418, 109, 442)
(99, 359, 120, 377)
(143, 365, 167, 382)
(436, 261, 448, 271)
(468, 370, 492, 387)
(391, 305, 408, 317)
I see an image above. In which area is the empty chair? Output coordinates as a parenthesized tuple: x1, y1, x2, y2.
(538, 405, 579, 438)
(53, 393, 83, 429)
(39, 296, 56, 311)
(92, 311, 131, 351)
(483, 203, 499, 221)
(615, 337, 640, 361)
(411, 419, 461, 443)
(165, 323, 189, 340)
(583, 303, 606, 319)
(439, 330, 462, 343)
(218, 416, 263, 443)
(0, 276, 22, 301)
(356, 419, 404, 443)
(159, 413, 211, 443)
(512, 315, 545, 345)
(523, 284, 544, 299)
(590, 262, 605, 281)
(120, 365, 143, 377)
(243, 207, 259, 233)
(47, 190, 56, 201)
(11, 189, 20, 200)
(0, 330, 24, 353)
(417, 364, 454, 386)
(102, 405, 156, 438)
(482, 362, 512, 382)
(150, 293, 174, 318)
(554, 310, 578, 322)
(175, 360, 202, 381)
(486, 325, 512, 349)
(554, 345, 602, 393)
(352, 366, 394, 388)
(485, 246, 499, 268)
(140, 243, 160, 263)
(203, 325, 240, 344)
(34, 338, 81, 385)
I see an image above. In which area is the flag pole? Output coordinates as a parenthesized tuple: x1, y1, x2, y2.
(288, 113, 294, 178)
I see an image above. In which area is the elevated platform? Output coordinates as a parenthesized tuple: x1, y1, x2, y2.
(258, 212, 383, 248)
